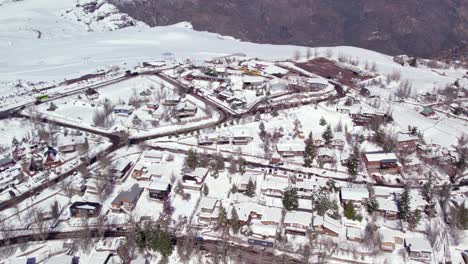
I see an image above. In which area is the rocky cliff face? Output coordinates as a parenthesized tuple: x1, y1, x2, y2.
(109, 0, 467, 58)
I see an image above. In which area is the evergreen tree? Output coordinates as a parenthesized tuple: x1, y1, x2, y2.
(322, 125, 334, 145)
(11, 137, 19, 147)
(203, 184, 209, 196)
(398, 185, 411, 221)
(407, 209, 421, 230)
(319, 117, 327, 126)
(422, 176, 434, 204)
(230, 207, 241, 234)
(184, 149, 198, 171)
(228, 157, 237, 174)
(245, 179, 256, 197)
(344, 201, 356, 220)
(282, 188, 299, 211)
(230, 184, 238, 194)
(304, 132, 317, 168)
(217, 204, 228, 229)
(237, 157, 246, 175)
(454, 202, 468, 229)
(346, 144, 360, 181)
(259, 121, 267, 140)
(366, 184, 379, 213)
(313, 189, 332, 216)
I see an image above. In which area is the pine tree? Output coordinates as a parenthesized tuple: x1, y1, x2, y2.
(346, 144, 360, 181)
(282, 188, 299, 211)
(245, 179, 256, 197)
(237, 157, 246, 175)
(217, 204, 228, 229)
(228, 157, 237, 174)
(259, 121, 266, 140)
(422, 176, 434, 204)
(304, 132, 317, 168)
(366, 184, 379, 213)
(230, 207, 241, 234)
(407, 209, 421, 230)
(344, 201, 356, 220)
(184, 149, 198, 171)
(203, 184, 209, 196)
(322, 125, 334, 145)
(319, 117, 327, 126)
(398, 185, 411, 221)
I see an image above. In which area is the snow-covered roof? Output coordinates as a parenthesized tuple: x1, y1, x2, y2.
(263, 65, 288, 75)
(405, 237, 432, 253)
(276, 142, 305, 152)
(44, 255, 73, 264)
(376, 197, 398, 212)
(341, 187, 369, 201)
(143, 150, 163, 160)
(88, 251, 112, 264)
(199, 197, 219, 210)
(318, 148, 334, 157)
(251, 220, 277, 237)
(397, 133, 418, 142)
(243, 76, 264, 84)
(148, 180, 170, 191)
(239, 172, 258, 185)
(112, 158, 131, 172)
(186, 167, 209, 178)
(323, 215, 341, 234)
(284, 211, 312, 226)
(261, 179, 289, 191)
(113, 105, 134, 111)
(346, 227, 363, 239)
(364, 152, 397, 162)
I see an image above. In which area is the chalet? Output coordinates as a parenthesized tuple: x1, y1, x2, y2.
(260, 179, 288, 197)
(182, 167, 209, 190)
(0, 167, 22, 190)
(243, 76, 265, 89)
(331, 133, 346, 148)
(375, 197, 399, 220)
(380, 228, 404, 251)
(85, 178, 99, 195)
(420, 106, 436, 118)
(57, 135, 87, 153)
(84, 88, 99, 100)
(131, 163, 147, 180)
(322, 216, 341, 237)
(313, 138, 325, 147)
(143, 150, 164, 162)
(396, 133, 418, 153)
(43, 146, 62, 168)
(317, 148, 334, 163)
(230, 129, 254, 145)
(304, 78, 328, 90)
(251, 220, 278, 240)
(276, 142, 305, 157)
(197, 135, 218, 146)
(284, 211, 312, 236)
(405, 237, 432, 263)
(162, 95, 181, 106)
(173, 101, 197, 118)
(113, 105, 134, 116)
(197, 197, 220, 223)
(340, 187, 369, 207)
(363, 152, 399, 174)
(237, 172, 258, 192)
(229, 98, 247, 109)
(0, 157, 15, 172)
(110, 159, 132, 180)
(146, 103, 159, 110)
(69, 202, 101, 218)
(111, 184, 143, 212)
(346, 227, 364, 242)
(148, 180, 171, 200)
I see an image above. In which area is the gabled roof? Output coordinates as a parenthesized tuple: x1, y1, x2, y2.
(405, 237, 432, 253)
(341, 187, 369, 201)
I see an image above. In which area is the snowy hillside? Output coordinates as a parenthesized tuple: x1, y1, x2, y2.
(0, 0, 465, 89)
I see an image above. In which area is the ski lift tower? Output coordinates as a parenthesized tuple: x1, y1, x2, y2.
(162, 52, 175, 63)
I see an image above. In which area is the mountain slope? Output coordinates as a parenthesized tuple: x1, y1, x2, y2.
(109, 0, 468, 58)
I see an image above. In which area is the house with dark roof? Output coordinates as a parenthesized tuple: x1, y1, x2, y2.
(111, 184, 143, 212)
(70, 201, 102, 218)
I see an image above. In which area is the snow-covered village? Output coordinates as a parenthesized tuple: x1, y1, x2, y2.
(0, 0, 467, 263)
